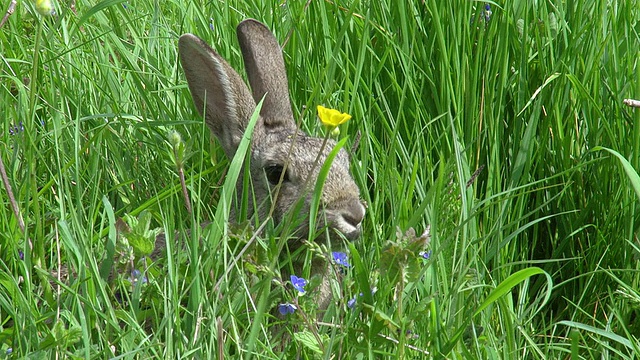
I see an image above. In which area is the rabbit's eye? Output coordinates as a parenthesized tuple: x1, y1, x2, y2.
(264, 164, 289, 185)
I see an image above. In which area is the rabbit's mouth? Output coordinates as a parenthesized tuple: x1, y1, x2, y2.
(334, 226, 361, 241)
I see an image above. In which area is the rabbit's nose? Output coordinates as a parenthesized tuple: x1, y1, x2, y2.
(342, 200, 365, 228)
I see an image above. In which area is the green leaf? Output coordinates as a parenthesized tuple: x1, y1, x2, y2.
(558, 321, 634, 350)
(443, 267, 553, 354)
(100, 196, 117, 280)
(122, 211, 160, 257)
(76, 0, 127, 29)
(516, 73, 561, 117)
(363, 305, 401, 332)
(293, 330, 325, 355)
(309, 136, 349, 233)
(593, 146, 640, 202)
(379, 241, 404, 284)
(474, 267, 552, 316)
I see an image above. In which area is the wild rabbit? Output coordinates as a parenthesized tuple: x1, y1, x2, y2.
(178, 19, 365, 312)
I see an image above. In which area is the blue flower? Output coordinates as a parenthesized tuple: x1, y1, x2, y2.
(18, 249, 24, 260)
(421, 250, 432, 260)
(129, 269, 148, 285)
(9, 122, 24, 136)
(347, 296, 357, 309)
(278, 303, 297, 315)
(484, 4, 492, 22)
(290, 275, 307, 294)
(347, 292, 365, 309)
(332, 251, 350, 267)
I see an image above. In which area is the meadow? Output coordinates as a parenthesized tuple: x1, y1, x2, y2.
(1, 0, 640, 358)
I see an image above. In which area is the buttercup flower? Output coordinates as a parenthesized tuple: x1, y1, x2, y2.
(317, 105, 351, 127)
(278, 303, 297, 315)
(332, 252, 351, 267)
(290, 275, 307, 294)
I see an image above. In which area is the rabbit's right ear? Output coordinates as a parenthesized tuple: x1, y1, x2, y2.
(179, 34, 257, 157)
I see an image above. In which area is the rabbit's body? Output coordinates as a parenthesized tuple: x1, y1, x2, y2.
(178, 19, 365, 312)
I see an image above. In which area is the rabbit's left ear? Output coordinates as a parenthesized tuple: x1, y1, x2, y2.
(178, 33, 257, 156)
(237, 19, 295, 129)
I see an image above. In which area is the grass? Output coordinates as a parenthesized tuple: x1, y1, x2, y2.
(1, 0, 640, 358)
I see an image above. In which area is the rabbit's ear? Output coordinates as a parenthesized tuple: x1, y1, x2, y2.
(237, 19, 295, 129)
(179, 34, 257, 157)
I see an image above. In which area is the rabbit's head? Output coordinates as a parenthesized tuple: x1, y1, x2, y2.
(179, 19, 365, 246)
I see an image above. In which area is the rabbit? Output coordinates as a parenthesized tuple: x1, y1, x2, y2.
(178, 19, 366, 312)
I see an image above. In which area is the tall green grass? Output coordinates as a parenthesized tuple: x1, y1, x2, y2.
(1, 0, 639, 358)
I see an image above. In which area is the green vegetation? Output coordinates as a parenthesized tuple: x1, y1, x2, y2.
(2, 0, 639, 358)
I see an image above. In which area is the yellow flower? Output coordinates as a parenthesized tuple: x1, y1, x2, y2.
(317, 105, 351, 127)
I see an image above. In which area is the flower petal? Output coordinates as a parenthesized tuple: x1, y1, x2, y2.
(290, 275, 307, 294)
(317, 105, 352, 127)
(347, 297, 357, 309)
(332, 252, 351, 267)
(278, 303, 297, 315)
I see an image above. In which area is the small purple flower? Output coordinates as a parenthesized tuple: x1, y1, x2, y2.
(9, 122, 24, 136)
(6, 348, 12, 355)
(484, 4, 492, 22)
(421, 250, 432, 260)
(347, 292, 365, 309)
(407, 329, 419, 340)
(209, 18, 215, 32)
(278, 303, 297, 315)
(347, 296, 357, 309)
(290, 275, 307, 294)
(129, 269, 148, 285)
(18, 249, 24, 260)
(332, 251, 350, 267)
